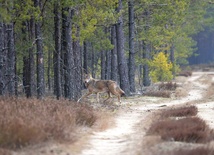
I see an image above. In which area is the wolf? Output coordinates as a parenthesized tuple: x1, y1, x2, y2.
(77, 74, 125, 103)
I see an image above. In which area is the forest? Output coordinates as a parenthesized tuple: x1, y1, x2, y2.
(0, 0, 214, 101)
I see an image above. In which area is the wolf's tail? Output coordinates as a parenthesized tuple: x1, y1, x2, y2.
(117, 87, 126, 97)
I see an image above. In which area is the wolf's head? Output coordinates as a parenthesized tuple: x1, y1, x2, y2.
(83, 74, 92, 84)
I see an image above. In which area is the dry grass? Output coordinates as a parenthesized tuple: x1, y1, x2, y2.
(144, 90, 171, 98)
(162, 106, 198, 117)
(204, 82, 214, 99)
(174, 87, 188, 98)
(144, 82, 178, 98)
(178, 71, 192, 77)
(148, 117, 213, 143)
(172, 147, 214, 155)
(147, 106, 214, 144)
(158, 82, 177, 91)
(0, 97, 99, 149)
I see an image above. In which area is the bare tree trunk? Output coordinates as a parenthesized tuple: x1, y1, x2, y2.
(128, 0, 136, 93)
(116, 0, 130, 95)
(54, 2, 62, 99)
(6, 23, 16, 95)
(0, 23, 5, 95)
(22, 20, 36, 98)
(111, 25, 118, 82)
(29, 18, 36, 97)
(170, 44, 175, 78)
(23, 55, 29, 96)
(91, 45, 95, 78)
(83, 41, 88, 74)
(143, 10, 151, 86)
(34, 0, 45, 99)
(143, 41, 150, 86)
(62, 7, 74, 100)
(73, 25, 82, 101)
(47, 50, 51, 91)
(101, 50, 106, 79)
(105, 50, 111, 80)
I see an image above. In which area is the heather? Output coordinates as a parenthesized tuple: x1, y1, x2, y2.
(0, 97, 98, 149)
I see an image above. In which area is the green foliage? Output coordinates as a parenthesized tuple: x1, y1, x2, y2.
(75, 0, 118, 44)
(149, 52, 173, 83)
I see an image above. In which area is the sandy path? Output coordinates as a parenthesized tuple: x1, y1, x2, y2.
(80, 72, 212, 155)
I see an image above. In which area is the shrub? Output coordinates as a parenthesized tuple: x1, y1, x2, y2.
(148, 117, 212, 143)
(144, 90, 171, 98)
(178, 71, 192, 77)
(162, 106, 198, 117)
(0, 97, 98, 149)
(149, 52, 173, 83)
(172, 147, 214, 155)
(158, 82, 177, 91)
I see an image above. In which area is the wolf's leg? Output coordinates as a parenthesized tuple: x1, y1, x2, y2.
(96, 93, 100, 102)
(117, 95, 121, 103)
(104, 92, 111, 102)
(77, 92, 92, 103)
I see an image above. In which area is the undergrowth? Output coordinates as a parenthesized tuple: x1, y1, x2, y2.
(0, 97, 98, 149)
(162, 106, 198, 117)
(172, 147, 214, 155)
(144, 82, 177, 98)
(148, 117, 211, 143)
(147, 106, 214, 143)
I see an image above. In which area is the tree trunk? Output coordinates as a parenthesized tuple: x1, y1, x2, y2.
(105, 28, 111, 80)
(23, 55, 30, 97)
(83, 41, 88, 74)
(116, 0, 130, 95)
(91, 45, 95, 78)
(101, 50, 106, 79)
(73, 25, 82, 101)
(110, 25, 118, 82)
(22, 20, 36, 98)
(47, 50, 51, 91)
(6, 23, 16, 96)
(34, 0, 45, 99)
(143, 41, 150, 86)
(54, 2, 62, 99)
(105, 50, 111, 80)
(62, 7, 74, 100)
(29, 19, 36, 97)
(170, 44, 175, 78)
(0, 23, 5, 95)
(143, 10, 151, 86)
(128, 0, 136, 93)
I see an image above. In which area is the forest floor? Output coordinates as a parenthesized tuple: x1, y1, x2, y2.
(15, 70, 214, 155)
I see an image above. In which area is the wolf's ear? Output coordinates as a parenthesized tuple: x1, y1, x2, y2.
(89, 74, 92, 78)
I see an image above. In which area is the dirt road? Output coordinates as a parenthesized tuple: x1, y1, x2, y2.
(80, 72, 214, 155)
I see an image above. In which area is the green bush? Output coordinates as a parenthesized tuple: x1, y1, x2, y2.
(149, 52, 173, 83)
